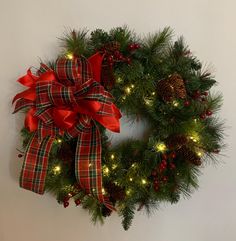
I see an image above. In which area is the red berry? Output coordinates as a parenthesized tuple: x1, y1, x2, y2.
(128, 43, 135, 51)
(114, 50, 120, 58)
(200, 113, 206, 120)
(18, 154, 23, 158)
(154, 179, 159, 185)
(134, 43, 140, 49)
(193, 90, 201, 99)
(63, 201, 69, 208)
(152, 170, 157, 176)
(170, 152, 176, 159)
(206, 110, 212, 116)
(117, 53, 124, 60)
(154, 184, 159, 191)
(162, 154, 168, 160)
(75, 199, 81, 206)
(213, 149, 220, 154)
(107, 55, 114, 64)
(161, 160, 167, 165)
(184, 100, 190, 107)
(170, 163, 176, 170)
(126, 57, 131, 65)
(202, 91, 208, 96)
(162, 176, 168, 182)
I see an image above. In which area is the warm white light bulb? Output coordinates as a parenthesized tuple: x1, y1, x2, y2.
(125, 87, 131, 94)
(66, 53, 73, 60)
(155, 142, 167, 152)
(53, 165, 61, 174)
(142, 179, 147, 184)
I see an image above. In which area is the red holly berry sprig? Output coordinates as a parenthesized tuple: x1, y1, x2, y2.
(128, 43, 141, 52)
(151, 152, 177, 192)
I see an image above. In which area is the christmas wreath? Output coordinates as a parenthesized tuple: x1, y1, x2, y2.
(13, 27, 224, 230)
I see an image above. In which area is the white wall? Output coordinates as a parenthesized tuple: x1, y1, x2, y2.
(0, 0, 236, 240)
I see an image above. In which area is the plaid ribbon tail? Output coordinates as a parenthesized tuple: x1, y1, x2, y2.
(20, 133, 54, 194)
(75, 123, 115, 210)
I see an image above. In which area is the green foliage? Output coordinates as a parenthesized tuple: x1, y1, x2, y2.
(19, 26, 225, 230)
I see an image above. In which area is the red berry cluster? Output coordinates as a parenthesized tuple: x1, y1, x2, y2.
(63, 193, 81, 208)
(151, 153, 176, 192)
(191, 90, 213, 120)
(200, 109, 213, 120)
(192, 90, 208, 100)
(128, 43, 141, 52)
(63, 184, 82, 208)
(106, 51, 131, 66)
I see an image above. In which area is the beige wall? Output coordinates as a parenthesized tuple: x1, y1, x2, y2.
(0, 0, 235, 240)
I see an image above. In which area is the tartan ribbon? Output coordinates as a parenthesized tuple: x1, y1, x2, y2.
(13, 55, 121, 210)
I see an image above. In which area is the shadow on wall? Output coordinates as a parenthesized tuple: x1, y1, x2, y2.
(9, 105, 24, 183)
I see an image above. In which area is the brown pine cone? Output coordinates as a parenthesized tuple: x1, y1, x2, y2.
(156, 74, 187, 102)
(176, 146, 202, 166)
(166, 134, 188, 150)
(105, 182, 126, 202)
(168, 74, 187, 99)
(156, 78, 175, 101)
(103, 41, 121, 52)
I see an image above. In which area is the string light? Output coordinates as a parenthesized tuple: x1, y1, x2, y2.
(129, 177, 133, 182)
(126, 189, 131, 195)
(103, 166, 109, 175)
(111, 154, 115, 160)
(102, 188, 106, 194)
(189, 132, 200, 143)
(197, 151, 203, 157)
(172, 100, 179, 107)
(151, 92, 156, 96)
(144, 97, 153, 106)
(66, 53, 73, 59)
(130, 84, 135, 88)
(131, 163, 136, 168)
(125, 87, 131, 95)
(141, 179, 147, 185)
(155, 142, 167, 152)
(116, 77, 123, 83)
(57, 139, 62, 143)
(112, 164, 117, 170)
(53, 165, 61, 175)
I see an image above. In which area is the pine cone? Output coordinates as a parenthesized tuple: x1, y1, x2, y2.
(103, 41, 121, 52)
(156, 78, 175, 101)
(176, 146, 202, 166)
(166, 134, 188, 150)
(105, 182, 126, 202)
(168, 74, 187, 99)
(156, 74, 187, 102)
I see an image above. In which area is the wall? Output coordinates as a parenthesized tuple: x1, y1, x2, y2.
(0, 0, 235, 240)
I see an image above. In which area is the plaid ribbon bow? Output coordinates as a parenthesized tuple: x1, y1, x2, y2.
(13, 56, 121, 210)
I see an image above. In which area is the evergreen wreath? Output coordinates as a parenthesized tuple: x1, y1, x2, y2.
(13, 26, 224, 230)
